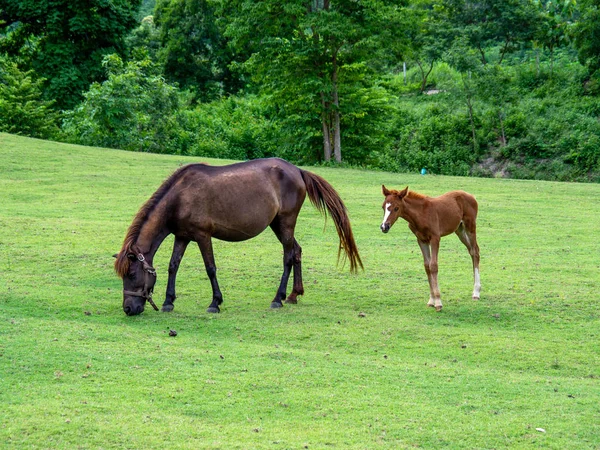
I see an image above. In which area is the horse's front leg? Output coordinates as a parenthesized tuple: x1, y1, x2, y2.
(429, 237, 442, 311)
(417, 240, 435, 308)
(418, 238, 442, 311)
(197, 235, 223, 313)
(162, 237, 190, 312)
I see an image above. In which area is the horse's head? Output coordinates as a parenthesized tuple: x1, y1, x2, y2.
(380, 185, 408, 233)
(114, 251, 159, 316)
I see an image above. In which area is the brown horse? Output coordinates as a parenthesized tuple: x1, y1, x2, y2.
(380, 185, 480, 311)
(114, 158, 363, 316)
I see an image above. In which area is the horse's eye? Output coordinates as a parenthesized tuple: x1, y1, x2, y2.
(128, 272, 136, 280)
(394, 207, 399, 212)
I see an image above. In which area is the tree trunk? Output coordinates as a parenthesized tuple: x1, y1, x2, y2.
(320, 92, 332, 161)
(333, 94, 341, 163)
(332, 54, 341, 163)
(416, 60, 435, 92)
(498, 109, 506, 146)
(463, 74, 478, 152)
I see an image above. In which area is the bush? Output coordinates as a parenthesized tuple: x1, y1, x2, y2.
(179, 96, 279, 160)
(62, 54, 185, 153)
(377, 97, 479, 176)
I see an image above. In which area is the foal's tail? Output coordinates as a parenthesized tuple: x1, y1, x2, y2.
(300, 170, 363, 273)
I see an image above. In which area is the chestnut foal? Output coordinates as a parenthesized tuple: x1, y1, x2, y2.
(380, 185, 480, 311)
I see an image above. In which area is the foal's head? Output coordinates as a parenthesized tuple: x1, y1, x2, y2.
(380, 185, 408, 233)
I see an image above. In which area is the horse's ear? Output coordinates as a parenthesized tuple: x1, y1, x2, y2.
(397, 186, 409, 199)
(382, 185, 391, 196)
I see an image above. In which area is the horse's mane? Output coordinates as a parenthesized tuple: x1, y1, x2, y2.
(114, 164, 200, 278)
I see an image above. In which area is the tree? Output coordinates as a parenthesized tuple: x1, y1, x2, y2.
(534, 0, 577, 75)
(572, 0, 600, 75)
(0, 0, 142, 109)
(154, 0, 242, 102)
(220, 0, 409, 163)
(404, 1, 455, 92)
(442, 0, 540, 66)
(0, 58, 59, 138)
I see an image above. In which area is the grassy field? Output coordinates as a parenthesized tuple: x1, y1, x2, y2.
(1, 132, 599, 449)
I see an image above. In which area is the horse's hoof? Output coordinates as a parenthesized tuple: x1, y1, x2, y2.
(472, 295, 480, 301)
(161, 304, 174, 312)
(435, 305, 443, 312)
(284, 298, 297, 304)
(206, 306, 220, 313)
(270, 301, 283, 309)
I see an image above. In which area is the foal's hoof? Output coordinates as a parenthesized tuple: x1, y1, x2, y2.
(435, 305, 443, 312)
(472, 295, 480, 301)
(270, 301, 283, 309)
(161, 304, 174, 312)
(284, 297, 298, 304)
(206, 306, 220, 313)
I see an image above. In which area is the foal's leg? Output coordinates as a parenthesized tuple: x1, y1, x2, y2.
(428, 237, 443, 311)
(196, 235, 223, 313)
(456, 221, 481, 300)
(417, 240, 439, 310)
(269, 217, 296, 309)
(162, 237, 190, 312)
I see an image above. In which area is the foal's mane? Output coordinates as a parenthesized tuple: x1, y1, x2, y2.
(114, 164, 201, 278)
(406, 190, 428, 200)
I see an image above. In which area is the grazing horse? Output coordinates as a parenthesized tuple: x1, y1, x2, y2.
(114, 158, 363, 316)
(380, 185, 480, 311)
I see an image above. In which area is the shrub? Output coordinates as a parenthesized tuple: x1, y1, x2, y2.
(62, 54, 184, 153)
(180, 96, 279, 160)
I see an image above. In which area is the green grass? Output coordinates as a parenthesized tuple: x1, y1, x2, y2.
(1, 132, 599, 449)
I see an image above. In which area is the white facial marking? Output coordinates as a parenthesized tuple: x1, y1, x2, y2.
(381, 202, 392, 227)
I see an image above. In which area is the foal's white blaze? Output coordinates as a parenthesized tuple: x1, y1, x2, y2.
(381, 202, 392, 230)
(473, 268, 481, 299)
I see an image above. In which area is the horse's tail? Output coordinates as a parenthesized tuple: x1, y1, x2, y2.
(300, 169, 363, 273)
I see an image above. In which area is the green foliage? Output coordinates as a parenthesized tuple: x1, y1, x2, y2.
(178, 95, 278, 160)
(126, 16, 162, 62)
(379, 98, 478, 176)
(137, 0, 157, 20)
(572, 0, 600, 73)
(0, 0, 142, 109)
(62, 54, 184, 153)
(154, 0, 240, 102)
(0, 58, 59, 139)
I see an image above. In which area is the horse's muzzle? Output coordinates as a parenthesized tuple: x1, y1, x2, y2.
(381, 223, 390, 233)
(123, 301, 145, 316)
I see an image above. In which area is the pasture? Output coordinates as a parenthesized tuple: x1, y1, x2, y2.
(1, 133, 599, 449)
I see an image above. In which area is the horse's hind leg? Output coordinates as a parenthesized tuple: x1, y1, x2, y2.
(196, 234, 224, 313)
(285, 239, 304, 304)
(162, 237, 190, 312)
(269, 217, 297, 309)
(455, 221, 481, 300)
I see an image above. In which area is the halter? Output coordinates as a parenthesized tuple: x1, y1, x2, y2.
(123, 253, 159, 311)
